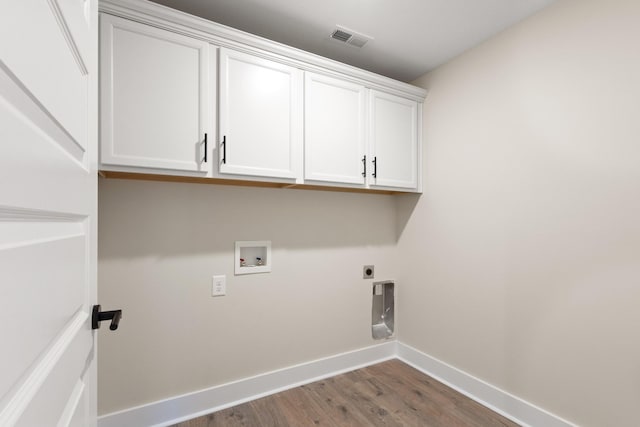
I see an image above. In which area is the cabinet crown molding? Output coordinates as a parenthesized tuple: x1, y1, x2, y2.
(99, 0, 427, 102)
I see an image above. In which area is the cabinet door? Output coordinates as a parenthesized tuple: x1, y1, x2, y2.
(369, 90, 418, 189)
(219, 47, 302, 180)
(100, 14, 211, 172)
(305, 72, 366, 185)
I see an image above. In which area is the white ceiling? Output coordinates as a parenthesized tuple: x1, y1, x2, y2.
(148, 0, 556, 82)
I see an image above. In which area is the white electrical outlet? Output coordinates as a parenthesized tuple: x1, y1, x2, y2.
(212, 275, 226, 296)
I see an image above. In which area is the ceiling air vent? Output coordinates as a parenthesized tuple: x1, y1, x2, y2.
(331, 29, 352, 43)
(330, 25, 373, 48)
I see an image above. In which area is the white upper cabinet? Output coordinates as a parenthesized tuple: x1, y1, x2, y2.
(100, 14, 212, 173)
(97, 0, 426, 192)
(304, 72, 367, 185)
(369, 90, 419, 190)
(218, 47, 303, 181)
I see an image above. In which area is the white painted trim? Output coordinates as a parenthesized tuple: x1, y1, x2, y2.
(57, 379, 86, 427)
(396, 342, 577, 427)
(98, 341, 576, 427)
(98, 341, 397, 427)
(416, 102, 424, 193)
(0, 205, 85, 222)
(0, 61, 84, 163)
(98, 0, 426, 101)
(47, 0, 89, 75)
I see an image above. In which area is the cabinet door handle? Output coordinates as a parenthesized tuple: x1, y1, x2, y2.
(222, 135, 226, 164)
(203, 133, 208, 163)
(372, 156, 377, 178)
(362, 155, 366, 177)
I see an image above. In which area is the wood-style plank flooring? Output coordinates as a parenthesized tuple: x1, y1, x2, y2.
(171, 359, 519, 427)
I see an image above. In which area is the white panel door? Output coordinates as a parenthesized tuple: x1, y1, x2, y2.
(369, 90, 419, 190)
(304, 72, 367, 185)
(101, 14, 211, 173)
(0, 1, 98, 426)
(219, 47, 302, 180)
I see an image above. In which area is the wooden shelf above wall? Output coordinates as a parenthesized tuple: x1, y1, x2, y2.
(98, 171, 401, 195)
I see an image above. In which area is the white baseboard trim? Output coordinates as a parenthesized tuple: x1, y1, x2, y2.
(99, 340, 576, 427)
(98, 341, 397, 427)
(396, 342, 576, 427)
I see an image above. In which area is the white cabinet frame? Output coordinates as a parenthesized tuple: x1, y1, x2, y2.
(368, 90, 419, 190)
(218, 47, 303, 181)
(304, 72, 367, 185)
(100, 14, 212, 173)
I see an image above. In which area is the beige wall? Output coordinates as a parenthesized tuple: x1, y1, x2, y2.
(99, 0, 640, 422)
(398, 0, 640, 426)
(98, 179, 398, 414)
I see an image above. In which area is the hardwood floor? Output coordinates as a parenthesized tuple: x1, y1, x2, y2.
(171, 359, 519, 427)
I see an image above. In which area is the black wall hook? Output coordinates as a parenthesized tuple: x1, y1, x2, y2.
(92, 305, 122, 331)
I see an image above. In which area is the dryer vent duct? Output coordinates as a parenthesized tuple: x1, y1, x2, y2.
(330, 25, 373, 48)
